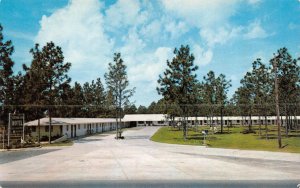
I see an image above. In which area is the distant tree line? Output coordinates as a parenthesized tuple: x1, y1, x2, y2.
(0, 23, 299, 137)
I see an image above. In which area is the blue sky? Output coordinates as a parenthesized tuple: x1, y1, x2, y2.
(0, 0, 300, 106)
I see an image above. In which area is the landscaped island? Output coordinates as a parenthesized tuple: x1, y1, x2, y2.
(151, 126, 300, 153)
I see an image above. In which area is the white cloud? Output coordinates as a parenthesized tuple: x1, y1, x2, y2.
(33, 0, 273, 105)
(140, 20, 162, 40)
(200, 26, 242, 47)
(160, 0, 238, 28)
(244, 21, 269, 39)
(165, 20, 188, 39)
(127, 47, 172, 84)
(120, 28, 146, 59)
(126, 47, 173, 105)
(35, 0, 113, 78)
(105, 0, 146, 29)
(192, 44, 213, 66)
(160, 0, 243, 48)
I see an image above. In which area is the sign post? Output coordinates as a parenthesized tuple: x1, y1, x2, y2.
(202, 130, 208, 146)
(7, 113, 25, 148)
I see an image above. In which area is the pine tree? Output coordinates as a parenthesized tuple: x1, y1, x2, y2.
(202, 71, 217, 130)
(137, 105, 148, 114)
(105, 53, 135, 139)
(215, 74, 231, 133)
(250, 59, 273, 138)
(238, 72, 255, 132)
(93, 78, 106, 117)
(24, 42, 71, 143)
(157, 45, 198, 140)
(71, 82, 84, 117)
(0, 24, 15, 124)
(272, 48, 300, 136)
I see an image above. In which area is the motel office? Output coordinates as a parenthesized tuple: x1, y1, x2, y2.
(25, 114, 300, 139)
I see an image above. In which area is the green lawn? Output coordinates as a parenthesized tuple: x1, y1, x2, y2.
(151, 126, 300, 153)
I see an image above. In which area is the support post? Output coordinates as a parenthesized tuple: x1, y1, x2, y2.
(49, 109, 52, 144)
(38, 118, 40, 145)
(8, 113, 11, 149)
(22, 114, 25, 142)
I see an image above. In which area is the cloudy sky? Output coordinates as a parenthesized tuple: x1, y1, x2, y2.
(0, 0, 299, 106)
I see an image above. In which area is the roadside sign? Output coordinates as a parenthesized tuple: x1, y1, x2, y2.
(7, 113, 25, 148)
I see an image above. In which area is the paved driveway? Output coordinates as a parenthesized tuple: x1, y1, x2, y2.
(0, 126, 300, 181)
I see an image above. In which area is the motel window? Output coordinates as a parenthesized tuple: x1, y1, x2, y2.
(158, 121, 164, 124)
(268, 120, 271, 123)
(204, 120, 207, 123)
(237, 120, 240, 123)
(138, 121, 144, 124)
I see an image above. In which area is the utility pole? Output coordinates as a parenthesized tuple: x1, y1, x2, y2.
(48, 109, 52, 144)
(273, 54, 282, 148)
(8, 113, 11, 149)
(38, 117, 40, 145)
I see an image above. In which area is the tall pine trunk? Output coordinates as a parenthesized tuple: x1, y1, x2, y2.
(285, 103, 288, 137)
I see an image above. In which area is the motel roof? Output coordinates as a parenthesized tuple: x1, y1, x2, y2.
(24, 117, 117, 126)
(123, 114, 167, 122)
(175, 116, 300, 121)
(25, 115, 300, 126)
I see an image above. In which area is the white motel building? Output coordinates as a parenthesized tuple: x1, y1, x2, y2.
(24, 114, 300, 139)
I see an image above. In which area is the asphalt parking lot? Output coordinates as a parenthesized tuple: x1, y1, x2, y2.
(0, 127, 299, 186)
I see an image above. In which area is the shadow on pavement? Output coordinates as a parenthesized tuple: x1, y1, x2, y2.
(0, 148, 60, 164)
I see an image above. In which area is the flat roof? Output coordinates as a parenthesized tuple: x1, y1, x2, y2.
(25, 117, 117, 126)
(25, 115, 300, 126)
(123, 114, 167, 122)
